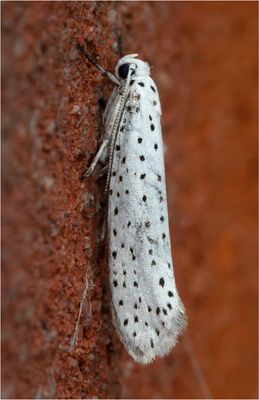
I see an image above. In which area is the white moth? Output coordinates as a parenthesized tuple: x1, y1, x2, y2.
(81, 50, 187, 364)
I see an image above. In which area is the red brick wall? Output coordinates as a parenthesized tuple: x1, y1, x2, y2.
(2, 2, 257, 398)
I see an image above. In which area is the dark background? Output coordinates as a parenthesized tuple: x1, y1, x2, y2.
(2, 2, 258, 398)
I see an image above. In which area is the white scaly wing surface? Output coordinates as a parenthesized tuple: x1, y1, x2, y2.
(107, 76, 186, 364)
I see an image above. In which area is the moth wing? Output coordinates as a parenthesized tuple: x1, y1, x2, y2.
(108, 78, 186, 364)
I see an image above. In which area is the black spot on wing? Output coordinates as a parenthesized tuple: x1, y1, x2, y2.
(159, 277, 165, 287)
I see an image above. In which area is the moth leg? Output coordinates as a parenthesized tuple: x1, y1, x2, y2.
(100, 210, 107, 241)
(95, 164, 108, 179)
(70, 275, 95, 350)
(80, 138, 109, 179)
(80, 102, 116, 180)
(77, 44, 120, 86)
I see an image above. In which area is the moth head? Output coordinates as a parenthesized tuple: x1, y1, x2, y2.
(115, 54, 150, 80)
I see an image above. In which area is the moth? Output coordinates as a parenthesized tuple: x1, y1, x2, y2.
(78, 47, 187, 364)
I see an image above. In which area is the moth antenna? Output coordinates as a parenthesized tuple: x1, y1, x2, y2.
(76, 43, 120, 86)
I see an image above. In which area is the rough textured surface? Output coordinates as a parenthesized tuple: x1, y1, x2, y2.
(2, 2, 257, 399)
